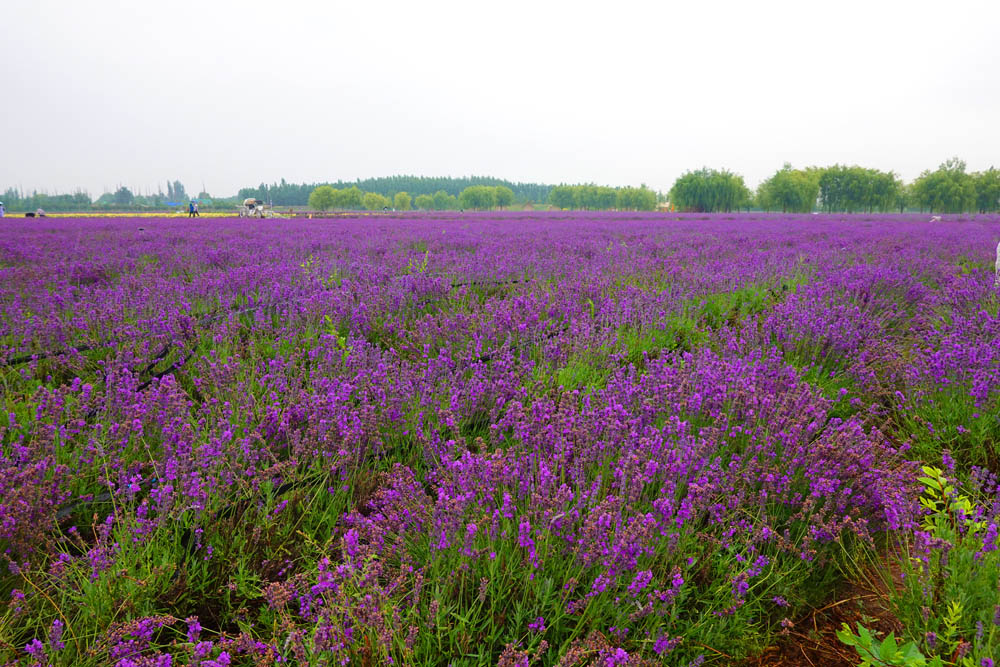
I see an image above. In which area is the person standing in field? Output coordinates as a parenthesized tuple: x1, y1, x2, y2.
(995, 239, 1000, 288)
(0, 202, 5, 218)
(193, 202, 200, 217)
(188, 201, 195, 217)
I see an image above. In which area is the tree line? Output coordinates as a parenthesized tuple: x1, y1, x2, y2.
(1, 189, 93, 213)
(5, 161, 999, 214)
(310, 182, 659, 212)
(1, 180, 223, 213)
(666, 159, 1000, 214)
(241, 176, 550, 207)
(548, 185, 659, 211)
(307, 185, 520, 212)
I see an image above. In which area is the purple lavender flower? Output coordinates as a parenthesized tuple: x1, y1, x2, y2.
(48, 618, 65, 651)
(203, 652, 231, 667)
(653, 634, 680, 655)
(527, 616, 545, 633)
(186, 616, 202, 643)
(24, 639, 46, 661)
(604, 647, 629, 666)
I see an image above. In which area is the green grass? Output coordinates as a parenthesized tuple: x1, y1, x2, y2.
(535, 277, 808, 393)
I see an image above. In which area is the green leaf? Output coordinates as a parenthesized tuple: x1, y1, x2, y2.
(878, 632, 898, 662)
(837, 624, 859, 647)
(900, 641, 926, 665)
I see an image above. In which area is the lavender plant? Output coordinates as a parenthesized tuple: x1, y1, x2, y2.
(0, 212, 997, 665)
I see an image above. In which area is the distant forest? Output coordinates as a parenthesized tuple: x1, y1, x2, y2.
(0, 176, 553, 212)
(237, 176, 553, 207)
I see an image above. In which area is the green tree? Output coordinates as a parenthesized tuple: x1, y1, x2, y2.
(172, 180, 187, 202)
(394, 191, 412, 211)
(757, 164, 819, 213)
(7, 188, 92, 212)
(616, 185, 658, 211)
(334, 186, 364, 209)
(167, 180, 189, 202)
(895, 183, 911, 214)
(432, 190, 455, 210)
(458, 185, 496, 210)
(869, 171, 902, 213)
(548, 184, 647, 210)
(912, 158, 976, 213)
(238, 179, 314, 206)
(414, 194, 434, 210)
(549, 185, 575, 209)
(669, 169, 750, 212)
(308, 185, 338, 212)
(113, 186, 135, 206)
(973, 167, 1000, 213)
(363, 192, 392, 210)
(1, 187, 22, 210)
(595, 186, 618, 210)
(572, 185, 596, 210)
(818, 165, 901, 213)
(494, 186, 515, 209)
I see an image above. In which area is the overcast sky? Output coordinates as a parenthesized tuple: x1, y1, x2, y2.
(2, 0, 998, 197)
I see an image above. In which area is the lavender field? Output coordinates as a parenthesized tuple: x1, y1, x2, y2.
(1, 212, 999, 666)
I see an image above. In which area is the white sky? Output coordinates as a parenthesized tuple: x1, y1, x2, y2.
(2, 0, 998, 197)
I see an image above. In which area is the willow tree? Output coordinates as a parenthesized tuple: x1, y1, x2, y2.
(615, 185, 658, 211)
(432, 190, 456, 210)
(458, 185, 497, 210)
(308, 185, 337, 212)
(818, 165, 902, 213)
(333, 186, 364, 209)
(669, 168, 750, 212)
(912, 158, 976, 214)
(548, 184, 621, 210)
(973, 167, 1000, 213)
(494, 186, 515, 209)
(756, 164, 819, 213)
(362, 192, 391, 211)
(393, 191, 412, 211)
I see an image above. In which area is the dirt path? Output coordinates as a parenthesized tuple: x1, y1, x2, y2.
(748, 569, 902, 667)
